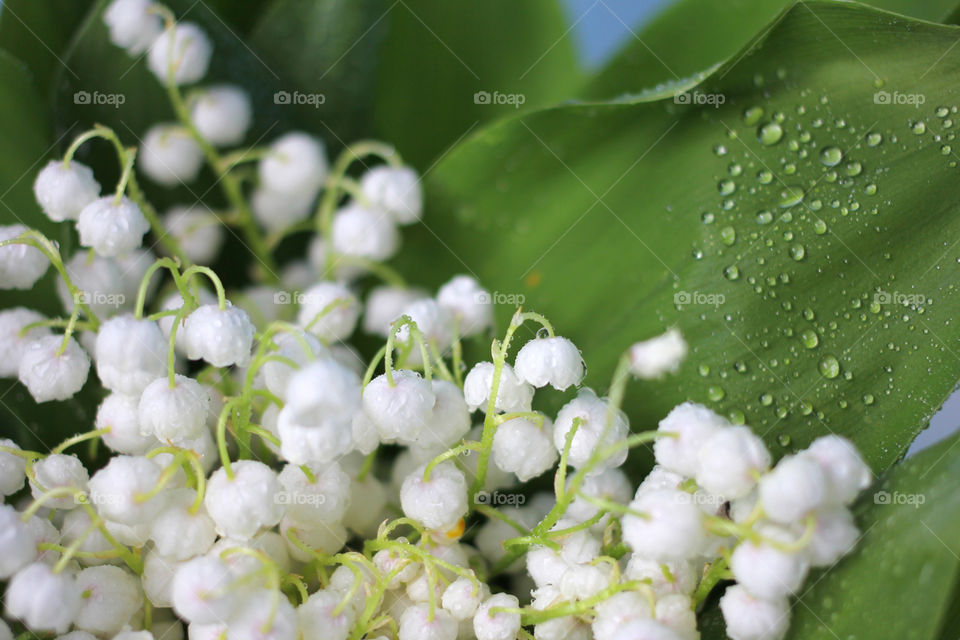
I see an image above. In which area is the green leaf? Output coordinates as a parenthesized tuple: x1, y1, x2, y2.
(250, 0, 582, 169)
(0, 0, 93, 96)
(399, 0, 960, 471)
(581, 0, 959, 102)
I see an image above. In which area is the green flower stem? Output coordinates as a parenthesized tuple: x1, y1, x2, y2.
(491, 580, 647, 625)
(215, 398, 247, 480)
(135, 257, 190, 319)
(56, 305, 82, 355)
(473, 504, 530, 534)
(693, 555, 731, 609)
(384, 316, 432, 385)
(181, 265, 227, 310)
(20, 317, 96, 335)
(423, 442, 482, 481)
(363, 344, 388, 388)
(113, 146, 137, 205)
(247, 425, 280, 448)
(50, 428, 109, 455)
(166, 305, 190, 387)
(0, 231, 99, 328)
(158, 34, 277, 283)
(145, 446, 206, 513)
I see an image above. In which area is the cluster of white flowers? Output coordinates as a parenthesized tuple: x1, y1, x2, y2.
(0, 3, 875, 640)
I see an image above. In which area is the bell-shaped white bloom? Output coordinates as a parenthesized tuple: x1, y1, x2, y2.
(182, 303, 255, 367)
(57, 252, 128, 318)
(331, 202, 400, 261)
(400, 461, 467, 532)
(363, 369, 436, 444)
(95, 315, 167, 395)
(803, 435, 872, 506)
(259, 132, 328, 195)
(621, 488, 707, 561)
(730, 523, 809, 599)
(492, 416, 557, 481)
(0, 438, 27, 496)
(139, 124, 204, 186)
(0, 224, 48, 289)
(88, 454, 166, 525)
(627, 328, 688, 379)
(204, 460, 284, 540)
(77, 196, 149, 257)
(139, 374, 210, 443)
(360, 165, 422, 224)
(251, 186, 316, 233)
(171, 556, 243, 624)
(654, 402, 728, 477)
(147, 22, 212, 85)
(0, 505, 37, 578)
(363, 286, 429, 337)
(695, 425, 771, 499)
(435, 275, 493, 337)
(552, 389, 629, 473)
(463, 361, 533, 413)
(719, 584, 790, 640)
(33, 160, 101, 222)
(18, 335, 90, 402)
(297, 281, 360, 341)
(73, 565, 143, 635)
(262, 329, 328, 399)
(514, 336, 584, 390)
(0, 308, 50, 378)
(162, 206, 224, 264)
(190, 85, 252, 146)
(759, 454, 828, 524)
(473, 593, 521, 640)
(5, 562, 80, 633)
(278, 462, 351, 526)
(29, 453, 88, 510)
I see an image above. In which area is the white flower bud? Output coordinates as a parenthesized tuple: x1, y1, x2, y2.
(5, 562, 80, 633)
(0, 308, 49, 378)
(719, 584, 789, 640)
(148, 22, 212, 85)
(0, 505, 37, 578)
(400, 461, 467, 532)
(259, 132, 328, 195)
(473, 593, 520, 640)
(96, 394, 154, 454)
(139, 124, 204, 186)
(435, 275, 493, 337)
(33, 160, 101, 222)
(204, 460, 283, 540)
(759, 454, 828, 524)
(414, 379, 471, 451)
(730, 523, 809, 599)
(150, 489, 217, 560)
(74, 565, 143, 635)
(77, 196, 149, 257)
(182, 303, 254, 367)
(95, 315, 168, 395)
(139, 374, 210, 443)
(802, 507, 859, 567)
(277, 359, 360, 464)
(171, 556, 242, 624)
(297, 281, 360, 341)
(592, 591, 652, 638)
(623, 555, 697, 595)
(250, 186, 316, 233)
(162, 206, 224, 264)
(492, 416, 556, 481)
(331, 203, 399, 261)
(654, 402, 728, 477)
(463, 361, 533, 413)
(0, 438, 27, 496)
(608, 619, 684, 640)
(695, 425, 771, 500)
(18, 335, 90, 402)
(262, 329, 328, 399)
(399, 604, 457, 640)
(61, 509, 114, 565)
(552, 389, 629, 473)
(228, 588, 298, 640)
(280, 517, 347, 562)
(363, 286, 429, 337)
(360, 165, 422, 225)
(627, 327, 687, 379)
(57, 252, 127, 319)
(362, 370, 436, 444)
(514, 336, 584, 390)
(104, 0, 162, 53)
(190, 85, 252, 146)
(566, 468, 632, 525)
(88, 455, 165, 525)
(395, 299, 453, 356)
(441, 578, 486, 621)
(0, 224, 48, 289)
(622, 489, 707, 561)
(29, 453, 88, 509)
(297, 590, 355, 640)
(278, 462, 351, 526)
(803, 435, 872, 506)
(343, 474, 388, 538)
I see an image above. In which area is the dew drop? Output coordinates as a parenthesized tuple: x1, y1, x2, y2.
(911, 121, 927, 135)
(866, 132, 883, 147)
(790, 244, 806, 261)
(844, 161, 863, 177)
(801, 329, 819, 349)
(720, 226, 737, 246)
(718, 179, 736, 196)
(724, 265, 740, 280)
(819, 355, 840, 379)
(756, 210, 774, 225)
(778, 186, 805, 208)
(701, 212, 715, 224)
(820, 146, 843, 167)
(758, 122, 784, 146)
(743, 106, 764, 126)
(757, 169, 773, 184)
(813, 219, 827, 235)
(707, 386, 726, 402)
(777, 434, 791, 446)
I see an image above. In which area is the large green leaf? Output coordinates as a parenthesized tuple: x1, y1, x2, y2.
(0, 0, 94, 97)
(581, 0, 959, 101)
(399, 0, 960, 471)
(700, 430, 960, 640)
(250, 0, 582, 169)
